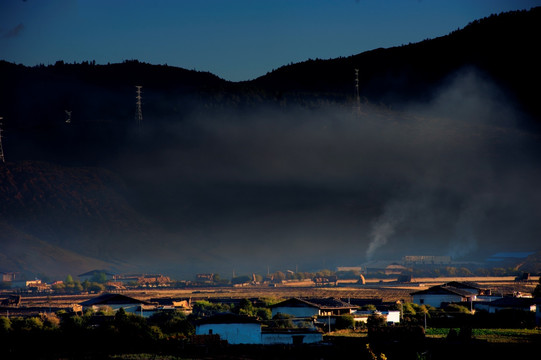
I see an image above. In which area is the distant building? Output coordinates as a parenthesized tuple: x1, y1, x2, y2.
(25, 279, 51, 293)
(112, 274, 171, 287)
(361, 260, 411, 275)
(402, 256, 452, 265)
(1, 272, 18, 282)
(336, 267, 362, 272)
(196, 273, 215, 282)
(312, 276, 338, 286)
(78, 270, 115, 282)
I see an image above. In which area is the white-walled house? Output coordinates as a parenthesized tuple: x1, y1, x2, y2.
(473, 297, 537, 314)
(270, 297, 357, 318)
(411, 285, 474, 308)
(195, 314, 262, 344)
(195, 313, 323, 345)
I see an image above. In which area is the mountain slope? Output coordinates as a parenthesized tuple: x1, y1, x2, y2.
(252, 7, 541, 117)
(0, 161, 165, 277)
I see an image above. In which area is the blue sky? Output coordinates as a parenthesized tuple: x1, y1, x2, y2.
(1, 0, 539, 81)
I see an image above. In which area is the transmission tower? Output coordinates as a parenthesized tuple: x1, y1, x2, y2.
(65, 110, 72, 124)
(354, 69, 361, 117)
(135, 85, 143, 132)
(0, 117, 5, 163)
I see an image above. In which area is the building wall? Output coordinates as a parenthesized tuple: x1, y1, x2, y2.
(352, 311, 400, 324)
(196, 323, 262, 344)
(412, 294, 464, 308)
(272, 306, 319, 318)
(90, 304, 142, 315)
(261, 332, 322, 345)
(385, 311, 401, 324)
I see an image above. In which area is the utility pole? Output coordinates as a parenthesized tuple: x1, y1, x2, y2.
(0, 117, 5, 163)
(135, 85, 143, 132)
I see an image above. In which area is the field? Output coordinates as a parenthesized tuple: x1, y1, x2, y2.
(2, 276, 537, 314)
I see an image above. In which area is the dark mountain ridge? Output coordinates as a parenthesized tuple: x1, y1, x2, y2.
(253, 7, 541, 118)
(1, 8, 540, 279)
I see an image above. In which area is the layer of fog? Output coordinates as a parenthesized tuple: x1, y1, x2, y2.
(110, 69, 541, 276)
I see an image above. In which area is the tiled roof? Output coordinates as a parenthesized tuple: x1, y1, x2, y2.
(444, 281, 482, 290)
(410, 285, 473, 297)
(79, 293, 150, 306)
(487, 297, 536, 308)
(196, 313, 260, 325)
(78, 269, 114, 277)
(270, 297, 357, 309)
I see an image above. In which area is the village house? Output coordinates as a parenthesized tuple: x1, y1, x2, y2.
(77, 270, 115, 282)
(111, 273, 171, 287)
(270, 297, 357, 318)
(410, 285, 475, 308)
(195, 313, 262, 344)
(79, 293, 152, 316)
(473, 297, 538, 313)
(148, 297, 193, 315)
(25, 279, 52, 293)
(195, 313, 323, 345)
(1, 272, 18, 282)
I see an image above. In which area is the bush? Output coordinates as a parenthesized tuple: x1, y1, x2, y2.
(335, 314, 355, 330)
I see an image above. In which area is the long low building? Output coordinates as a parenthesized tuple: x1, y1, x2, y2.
(195, 313, 323, 345)
(79, 293, 151, 315)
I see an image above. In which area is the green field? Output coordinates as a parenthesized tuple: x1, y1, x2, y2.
(425, 328, 541, 343)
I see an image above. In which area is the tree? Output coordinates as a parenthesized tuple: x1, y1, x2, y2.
(367, 313, 387, 328)
(255, 308, 272, 321)
(0, 316, 11, 335)
(271, 313, 295, 328)
(533, 276, 541, 298)
(402, 302, 417, 316)
(90, 272, 108, 283)
(273, 271, 286, 281)
(235, 298, 254, 315)
(335, 314, 355, 330)
(444, 304, 471, 314)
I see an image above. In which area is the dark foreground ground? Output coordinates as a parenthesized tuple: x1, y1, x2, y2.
(2, 336, 539, 360)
